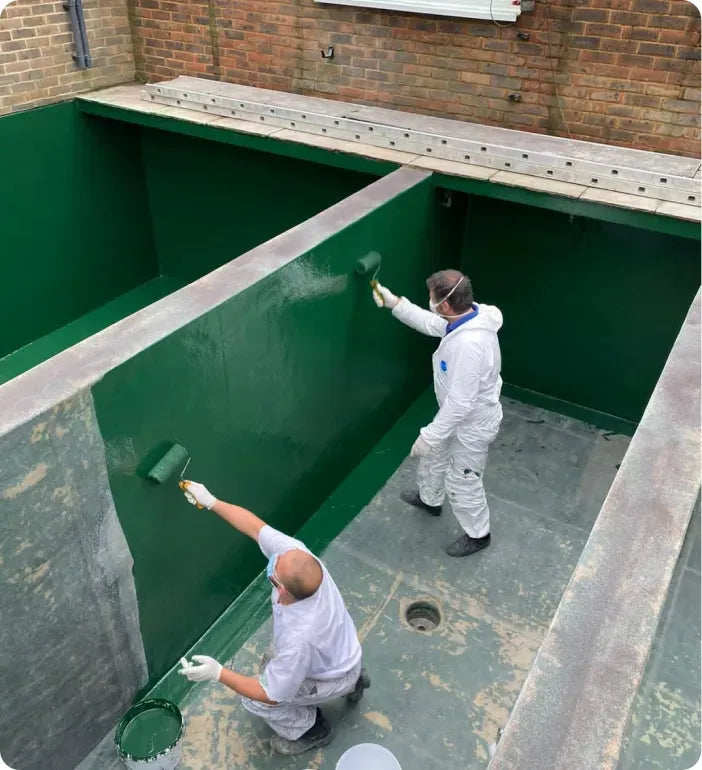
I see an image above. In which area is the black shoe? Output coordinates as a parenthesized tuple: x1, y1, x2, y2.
(270, 707, 332, 755)
(445, 533, 491, 557)
(346, 667, 371, 704)
(401, 488, 442, 516)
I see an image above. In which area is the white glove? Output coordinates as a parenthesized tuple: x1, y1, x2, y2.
(178, 654, 223, 682)
(410, 435, 433, 458)
(179, 480, 217, 510)
(372, 282, 399, 309)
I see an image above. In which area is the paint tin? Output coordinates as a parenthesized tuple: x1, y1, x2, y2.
(115, 699, 184, 769)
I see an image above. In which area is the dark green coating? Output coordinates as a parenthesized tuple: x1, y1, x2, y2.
(460, 195, 700, 422)
(92, 175, 447, 684)
(140, 127, 377, 283)
(0, 103, 375, 382)
(147, 390, 437, 705)
(115, 699, 183, 760)
(0, 103, 157, 361)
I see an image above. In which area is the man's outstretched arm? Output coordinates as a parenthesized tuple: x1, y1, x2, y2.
(180, 481, 266, 541)
(179, 655, 276, 703)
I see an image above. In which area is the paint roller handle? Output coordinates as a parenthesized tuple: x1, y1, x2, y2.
(179, 480, 216, 510)
(371, 282, 399, 309)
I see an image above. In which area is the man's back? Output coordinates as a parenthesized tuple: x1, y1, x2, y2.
(259, 526, 362, 701)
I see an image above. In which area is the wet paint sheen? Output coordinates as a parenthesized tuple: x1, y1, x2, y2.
(462, 195, 700, 422)
(120, 708, 181, 758)
(92, 175, 449, 685)
(0, 102, 156, 359)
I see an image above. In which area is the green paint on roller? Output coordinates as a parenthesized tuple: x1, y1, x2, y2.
(146, 443, 189, 484)
(355, 251, 382, 276)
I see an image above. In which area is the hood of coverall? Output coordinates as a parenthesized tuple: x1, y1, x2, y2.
(457, 303, 503, 334)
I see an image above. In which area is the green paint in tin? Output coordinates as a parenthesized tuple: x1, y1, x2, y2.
(115, 699, 184, 766)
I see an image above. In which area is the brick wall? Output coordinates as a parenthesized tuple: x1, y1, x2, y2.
(0, 0, 134, 115)
(129, 0, 701, 157)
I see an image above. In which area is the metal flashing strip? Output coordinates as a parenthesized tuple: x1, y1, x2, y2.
(142, 77, 701, 208)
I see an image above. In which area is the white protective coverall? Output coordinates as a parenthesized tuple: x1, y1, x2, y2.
(240, 526, 363, 740)
(393, 298, 503, 538)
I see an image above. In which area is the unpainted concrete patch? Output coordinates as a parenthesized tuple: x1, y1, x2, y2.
(1, 462, 48, 499)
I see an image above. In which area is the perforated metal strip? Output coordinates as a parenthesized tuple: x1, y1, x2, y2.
(142, 82, 701, 207)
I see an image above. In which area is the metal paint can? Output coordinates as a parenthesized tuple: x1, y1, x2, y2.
(115, 699, 184, 770)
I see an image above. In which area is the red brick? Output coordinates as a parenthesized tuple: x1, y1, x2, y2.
(572, 8, 610, 22)
(585, 23, 622, 38)
(630, 0, 670, 11)
(621, 27, 660, 43)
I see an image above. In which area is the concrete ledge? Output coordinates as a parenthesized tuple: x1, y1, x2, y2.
(491, 290, 701, 770)
(79, 84, 702, 219)
(0, 167, 429, 437)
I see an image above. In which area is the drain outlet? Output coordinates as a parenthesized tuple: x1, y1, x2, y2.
(405, 600, 441, 632)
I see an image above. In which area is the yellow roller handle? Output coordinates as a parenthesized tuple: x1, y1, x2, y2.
(370, 279, 385, 306)
(178, 480, 204, 509)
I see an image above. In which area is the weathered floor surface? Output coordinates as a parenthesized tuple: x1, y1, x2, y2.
(82, 397, 700, 770)
(174, 399, 632, 770)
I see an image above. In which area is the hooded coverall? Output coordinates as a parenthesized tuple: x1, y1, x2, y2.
(393, 299, 503, 538)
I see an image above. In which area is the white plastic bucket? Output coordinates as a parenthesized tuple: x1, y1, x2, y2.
(336, 743, 402, 770)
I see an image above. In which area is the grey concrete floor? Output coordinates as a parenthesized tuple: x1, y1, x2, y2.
(171, 399, 632, 770)
(80, 398, 700, 770)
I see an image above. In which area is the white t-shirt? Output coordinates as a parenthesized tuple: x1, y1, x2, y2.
(257, 525, 362, 702)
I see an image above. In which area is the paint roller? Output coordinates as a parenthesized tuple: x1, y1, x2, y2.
(142, 442, 206, 509)
(145, 442, 190, 484)
(354, 251, 385, 305)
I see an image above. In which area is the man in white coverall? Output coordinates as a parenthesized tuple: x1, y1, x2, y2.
(374, 269, 503, 557)
(176, 481, 370, 755)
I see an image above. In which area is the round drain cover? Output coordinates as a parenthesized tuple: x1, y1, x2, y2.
(405, 600, 441, 632)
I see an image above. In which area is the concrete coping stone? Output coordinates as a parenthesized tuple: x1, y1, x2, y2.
(79, 85, 702, 221)
(490, 289, 701, 770)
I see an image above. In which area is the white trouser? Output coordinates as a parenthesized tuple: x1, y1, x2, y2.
(240, 660, 362, 740)
(417, 407, 502, 538)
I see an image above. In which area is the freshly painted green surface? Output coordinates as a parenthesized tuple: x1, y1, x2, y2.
(146, 390, 437, 705)
(0, 277, 184, 385)
(462, 195, 700, 422)
(0, 103, 157, 359)
(92, 175, 450, 684)
(140, 128, 377, 281)
(85, 397, 627, 770)
(434, 173, 701, 240)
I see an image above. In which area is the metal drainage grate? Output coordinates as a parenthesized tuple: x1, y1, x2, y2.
(405, 600, 441, 632)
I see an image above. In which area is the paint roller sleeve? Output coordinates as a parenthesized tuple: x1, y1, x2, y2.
(354, 251, 382, 276)
(146, 444, 190, 484)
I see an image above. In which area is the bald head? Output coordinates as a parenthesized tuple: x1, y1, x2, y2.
(277, 549, 323, 601)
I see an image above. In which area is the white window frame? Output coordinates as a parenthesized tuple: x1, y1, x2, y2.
(315, 0, 521, 23)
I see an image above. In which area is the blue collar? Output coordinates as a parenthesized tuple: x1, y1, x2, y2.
(445, 304, 479, 334)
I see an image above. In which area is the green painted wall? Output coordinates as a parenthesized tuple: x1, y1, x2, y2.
(461, 196, 700, 422)
(0, 104, 157, 359)
(91, 175, 454, 683)
(139, 128, 378, 282)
